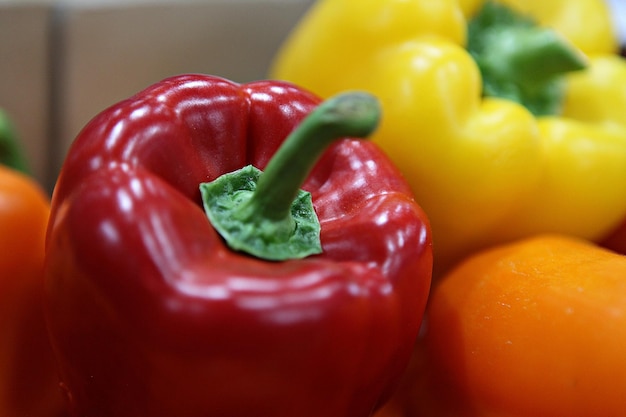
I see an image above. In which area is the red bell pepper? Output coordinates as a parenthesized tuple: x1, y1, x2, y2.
(44, 74, 433, 417)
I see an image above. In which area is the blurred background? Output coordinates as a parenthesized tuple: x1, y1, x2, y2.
(0, 0, 623, 193)
(0, 0, 315, 192)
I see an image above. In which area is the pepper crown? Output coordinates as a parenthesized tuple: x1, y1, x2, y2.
(467, 0, 588, 116)
(200, 91, 381, 261)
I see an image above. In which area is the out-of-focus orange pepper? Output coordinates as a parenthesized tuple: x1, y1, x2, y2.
(383, 235, 626, 417)
(0, 165, 65, 416)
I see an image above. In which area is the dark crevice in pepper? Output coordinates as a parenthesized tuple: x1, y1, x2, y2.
(200, 92, 381, 261)
(467, 0, 588, 116)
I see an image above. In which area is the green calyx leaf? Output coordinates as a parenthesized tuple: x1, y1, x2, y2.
(200, 165, 321, 261)
(467, 0, 588, 116)
(200, 91, 380, 261)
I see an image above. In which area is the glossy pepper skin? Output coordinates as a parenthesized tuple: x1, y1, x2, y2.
(389, 235, 626, 417)
(0, 165, 66, 417)
(44, 74, 433, 417)
(270, 0, 626, 274)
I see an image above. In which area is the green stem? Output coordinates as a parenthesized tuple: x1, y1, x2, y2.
(481, 28, 587, 86)
(0, 109, 29, 174)
(199, 91, 380, 260)
(239, 91, 380, 222)
(468, 0, 588, 116)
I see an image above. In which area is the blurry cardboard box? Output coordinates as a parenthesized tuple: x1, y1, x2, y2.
(0, 2, 51, 183)
(1, 0, 623, 192)
(54, 0, 314, 190)
(1, 0, 313, 191)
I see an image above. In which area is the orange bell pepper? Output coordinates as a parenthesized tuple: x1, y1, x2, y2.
(0, 165, 65, 416)
(386, 235, 626, 417)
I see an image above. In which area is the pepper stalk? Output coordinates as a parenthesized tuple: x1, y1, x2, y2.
(200, 91, 381, 261)
(468, 0, 588, 116)
(0, 109, 29, 174)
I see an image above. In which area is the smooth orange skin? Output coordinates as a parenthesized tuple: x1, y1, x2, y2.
(394, 235, 626, 417)
(0, 166, 65, 417)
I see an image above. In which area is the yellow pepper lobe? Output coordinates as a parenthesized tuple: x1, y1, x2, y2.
(270, 0, 626, 274)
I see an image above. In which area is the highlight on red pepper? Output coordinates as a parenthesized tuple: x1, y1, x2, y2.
(44, 74, 433, 417)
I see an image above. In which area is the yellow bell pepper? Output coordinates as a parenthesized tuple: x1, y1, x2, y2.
(270, 0, 626, 274)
